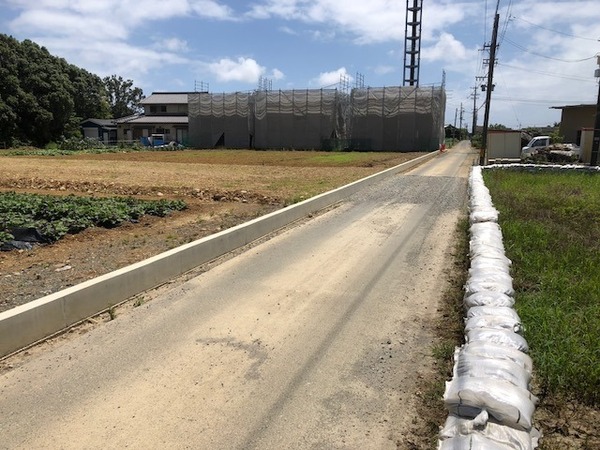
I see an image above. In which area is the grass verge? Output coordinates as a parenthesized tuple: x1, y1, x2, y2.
(484, 169, 600, 449)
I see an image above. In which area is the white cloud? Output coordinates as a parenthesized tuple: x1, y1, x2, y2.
(189, 0, 237, 20)
(246, 0, 471, 44)
(422, 32, 469, 62)
(312, 67, 353, 87)
(207, 57, 265, 84)
(374, 65, 395, 75)
(10, 9, 128, 40)
(278, 26, 297, 35)
(155, 38, 190, 53)
(271, 68, 285, 80)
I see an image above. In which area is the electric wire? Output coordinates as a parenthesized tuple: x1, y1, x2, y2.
(497, 62, 597, 83)
(496, 69, 522, 128)
(511, 16, 600, 42)
(504, 37, 598, 62)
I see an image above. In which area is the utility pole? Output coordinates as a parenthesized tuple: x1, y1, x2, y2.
(459, 103, 465, 140)
(470, 85, 479, 136)
(591, 56, 600, 166)
(454, 108, 458, 143)
(480, 3, 500, 165)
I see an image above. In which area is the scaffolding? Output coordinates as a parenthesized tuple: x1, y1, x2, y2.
(188, 92, 251, 148)
(188, 86, 445, 152)
(350, 86, 446, 151)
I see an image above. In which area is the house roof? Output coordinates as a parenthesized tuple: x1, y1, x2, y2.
(81, 118, 116, 127)
(551, 104, 596, 110)
(140, 92, 194, 105)
(119, 116, 189, 125)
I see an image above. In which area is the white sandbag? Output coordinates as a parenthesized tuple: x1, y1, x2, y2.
(467, 328, 529, 353)
(470, 209, 499, 224)
(460, 342, 533, 375)
(440, 412, 540, 450)
(464, 272, 515, 297)
(470, 239, 505, 255)
(466, 306, 521, 321)
(438, 434, 514, 450)
(470, 246, 512, 265)
(465, 315, 523, 334)
(470, 240, 506, 256)
(444, 377, 538, 430)
(464, 291, 515, 308)
(471, 221, 503, 234)
(468, 267, 511, 281)
(470, 222, 504, 241)
(452, 349, 531, 389)
(472, 253, 512, 268)
(469, 260, 511, 275)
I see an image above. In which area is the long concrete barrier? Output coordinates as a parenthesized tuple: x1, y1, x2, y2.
(0, 151, 439, 358)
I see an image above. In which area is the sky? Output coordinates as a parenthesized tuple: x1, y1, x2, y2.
(1, 0, 599, 130)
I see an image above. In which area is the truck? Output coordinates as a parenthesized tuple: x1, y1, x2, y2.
(521, 135, 581, 162)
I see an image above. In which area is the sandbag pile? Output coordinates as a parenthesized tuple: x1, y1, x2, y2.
(438, 166, 541, 449)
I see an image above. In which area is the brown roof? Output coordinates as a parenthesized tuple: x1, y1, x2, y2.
(140, 93, 193, 105)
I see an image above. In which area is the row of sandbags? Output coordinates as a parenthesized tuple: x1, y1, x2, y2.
(438, 166, 541, 449)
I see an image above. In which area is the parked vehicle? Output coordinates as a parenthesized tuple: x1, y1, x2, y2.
(521, 136, 580, 161)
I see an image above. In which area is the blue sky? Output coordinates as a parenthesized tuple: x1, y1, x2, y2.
(2, 0, 599, 130)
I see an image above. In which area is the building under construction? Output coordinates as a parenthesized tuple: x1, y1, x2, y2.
(188, 86, 445, 152)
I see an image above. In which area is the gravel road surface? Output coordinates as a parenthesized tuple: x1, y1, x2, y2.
(0, 143, 477, 449)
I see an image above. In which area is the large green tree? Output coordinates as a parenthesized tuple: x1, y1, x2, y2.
(103, 75, 144, 118)
(0, 34, 117, 147)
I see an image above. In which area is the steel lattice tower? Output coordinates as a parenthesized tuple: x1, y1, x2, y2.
(403, 0, 423, 87)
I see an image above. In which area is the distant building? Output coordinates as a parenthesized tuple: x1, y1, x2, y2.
(551, 104, 596, 145)
(116, 92, 192, 145)
(80, 118, 117, 144)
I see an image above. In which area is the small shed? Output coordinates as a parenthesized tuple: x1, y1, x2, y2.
(81, 119, 117, 144)
(487, 130, 522, 160)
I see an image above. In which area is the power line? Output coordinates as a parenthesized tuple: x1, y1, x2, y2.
(494, 69, 522, 129)
(510, 16, 600, 42)
(492, 96, 594, 105)
(497, 62, 598, 83)
(504, 37, 598, 63)
(498, 0, 513, 46)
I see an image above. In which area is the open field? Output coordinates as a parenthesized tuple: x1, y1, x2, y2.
(484, 169, 600, 449)
(0, 149, 426, 313)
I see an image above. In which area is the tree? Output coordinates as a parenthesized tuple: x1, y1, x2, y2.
(0, 34, 115, 146)
(489, 123, 509, 130)
(103, 75, 144, 118)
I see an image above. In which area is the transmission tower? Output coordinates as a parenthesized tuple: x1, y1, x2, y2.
(403, 0, 423, 87)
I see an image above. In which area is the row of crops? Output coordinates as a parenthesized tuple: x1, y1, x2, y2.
(0, 192, 186, 248)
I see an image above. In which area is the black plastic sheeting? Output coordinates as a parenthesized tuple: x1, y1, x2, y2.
(1, 227, 49, 251)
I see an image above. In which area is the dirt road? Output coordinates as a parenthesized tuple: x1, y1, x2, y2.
(0, 144, 477, 449)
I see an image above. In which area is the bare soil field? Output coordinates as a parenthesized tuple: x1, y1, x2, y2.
(0, 150, 425, 313)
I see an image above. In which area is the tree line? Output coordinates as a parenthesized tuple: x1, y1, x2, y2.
(0, 34, 144, 147)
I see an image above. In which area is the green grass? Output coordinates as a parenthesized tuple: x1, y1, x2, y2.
(483, 169, 600, 404)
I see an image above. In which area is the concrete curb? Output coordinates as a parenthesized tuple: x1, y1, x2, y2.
(0, 150, 440, 358)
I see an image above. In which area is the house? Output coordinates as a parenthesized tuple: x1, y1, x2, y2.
(80, 118, 117, 144)
(116, 92, 192, 145)
(550, 104, 597, 145)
